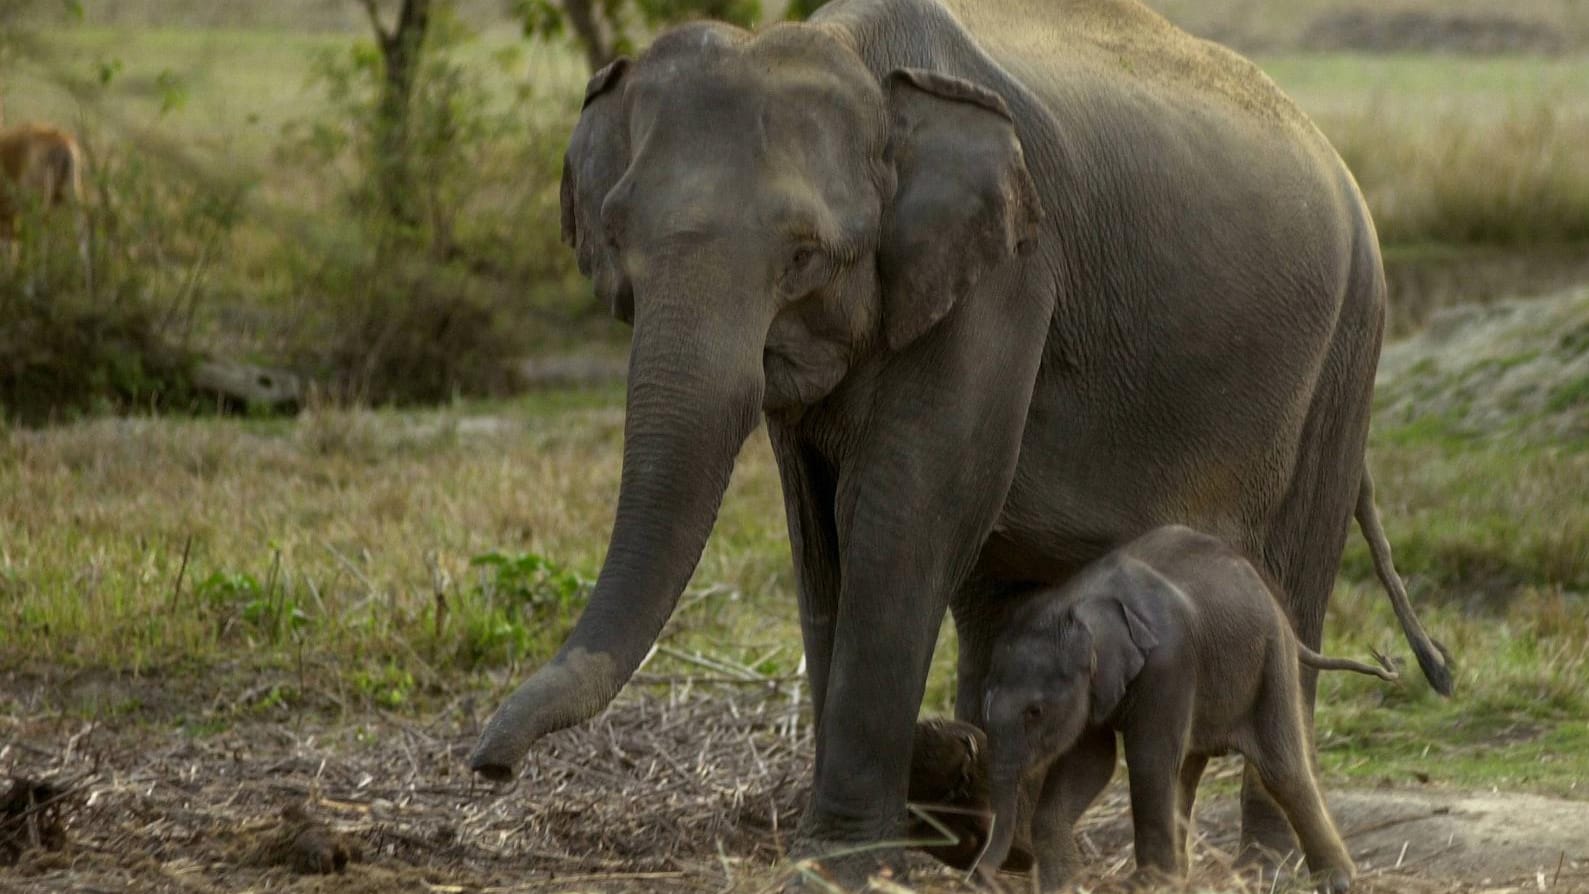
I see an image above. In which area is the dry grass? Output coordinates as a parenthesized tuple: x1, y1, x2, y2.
(1149, 0, 1589, 53)
(2, 371, 1585, 782)
(0, 675, 1548, 893)
(1326, 101, 1589, 247)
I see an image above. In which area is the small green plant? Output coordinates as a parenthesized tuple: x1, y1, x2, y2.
(449, 551, 589, 669)
(353, 661, 416, 709)
(193, 564, 308, 644)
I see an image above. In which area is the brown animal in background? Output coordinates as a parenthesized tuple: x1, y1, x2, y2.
(0, 122, 84, 242)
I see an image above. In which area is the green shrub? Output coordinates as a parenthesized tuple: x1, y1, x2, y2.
(273, 14, 593, 405)
(448, 550, 589, 669)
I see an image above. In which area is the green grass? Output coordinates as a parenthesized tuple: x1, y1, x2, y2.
(3, 387, 1586, 794)
(1318, 580, 1588, 794)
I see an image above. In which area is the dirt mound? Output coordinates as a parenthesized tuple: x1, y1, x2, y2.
(245, 804, 364, 875)
(0, 779, 71, 867)
(1376, 286, 1589, 442)
(1302, 9, 1566, 55)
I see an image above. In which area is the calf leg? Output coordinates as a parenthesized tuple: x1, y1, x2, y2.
(1030, 729, 1117, 891)
(1123, 703, 1193, 882)
(1175, 753, 1210, 870)
(1249, 701, 1354, 893)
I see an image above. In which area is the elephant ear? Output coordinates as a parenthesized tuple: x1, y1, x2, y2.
(1078, 577, 1162, 726)
(879, 68, 1042, 351)
(561, 57, 633, 322)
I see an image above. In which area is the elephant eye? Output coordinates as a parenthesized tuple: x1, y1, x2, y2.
(780, 241, 829, 297)
(1023, 704, 1043, 724)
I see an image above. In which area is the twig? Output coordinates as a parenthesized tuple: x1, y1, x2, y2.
(168, 534, 192, 610)
(1342, 809, 1439, 839)
(357, 0, 390, 42)
(655, 645, 767, 682)
(522, 871, 685, 885)
(632, 673, 801, 686)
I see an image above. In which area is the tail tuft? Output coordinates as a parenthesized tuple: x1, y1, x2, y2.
(1415, 638, 1455, 697)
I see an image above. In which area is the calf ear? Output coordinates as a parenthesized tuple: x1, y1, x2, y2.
(560, 58, 633, 322)
(878, 69, 1042, 351)
(1082, 593, 1161, 726)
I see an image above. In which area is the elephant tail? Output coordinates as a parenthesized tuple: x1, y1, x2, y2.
(1356, 466, 1455, 695)
(1297, 643, 1398, 682)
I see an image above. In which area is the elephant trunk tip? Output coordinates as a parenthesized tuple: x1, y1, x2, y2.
(467, 753, 516, 783)
(467, 649, 625, 780)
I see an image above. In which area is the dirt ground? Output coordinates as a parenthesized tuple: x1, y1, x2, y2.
(2, 670, 1586, 893)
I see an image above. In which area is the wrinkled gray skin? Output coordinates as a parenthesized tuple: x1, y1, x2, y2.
(468, 0, 1452, 882)
(979, 526, 1396, 893)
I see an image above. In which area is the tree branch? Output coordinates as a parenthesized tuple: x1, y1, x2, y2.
(357, 0, 391, 44)
(394, 0, 432, 43)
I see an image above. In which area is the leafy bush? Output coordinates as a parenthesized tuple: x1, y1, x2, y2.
(274, 13, 590, 405)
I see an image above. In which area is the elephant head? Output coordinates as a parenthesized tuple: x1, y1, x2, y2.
(468, 21, 1042, 779)
(978, 587, 1160, 876)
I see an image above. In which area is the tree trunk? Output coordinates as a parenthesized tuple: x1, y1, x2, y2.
(562, 0, 615, 72)
(360, 0, 432, 227)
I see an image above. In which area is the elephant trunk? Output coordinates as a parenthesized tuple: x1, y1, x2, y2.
(978, 745, 1026, 878)
(469, 287, 765, 780)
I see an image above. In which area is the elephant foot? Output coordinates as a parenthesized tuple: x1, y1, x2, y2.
(1311, 866, 1352, 894)
(783, 838, 909, 892)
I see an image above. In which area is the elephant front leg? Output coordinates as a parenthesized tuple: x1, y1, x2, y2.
(793, 399, 1033, 883)
(770, 425, 843, 734)
(1122, 693, 1194, 884)
(793, 505, 969, 884)
(1031, 728, 1117, 891)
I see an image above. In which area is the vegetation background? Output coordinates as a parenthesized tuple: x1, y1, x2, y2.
(1, 0, 1586, 889)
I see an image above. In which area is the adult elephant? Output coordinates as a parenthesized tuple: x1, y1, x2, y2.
(470, 0, 1450, 881)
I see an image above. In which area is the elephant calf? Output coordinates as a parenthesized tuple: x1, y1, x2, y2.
(977, 525, 1396, 893)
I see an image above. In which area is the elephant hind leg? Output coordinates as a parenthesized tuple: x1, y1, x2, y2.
(1247, 692, 1355, 892)
(1247, 257, 1383, 862)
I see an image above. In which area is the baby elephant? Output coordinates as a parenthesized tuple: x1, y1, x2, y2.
(978, 525, 1396, 893)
